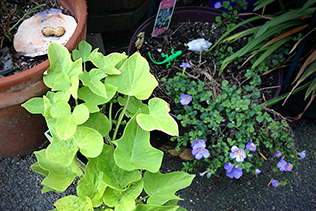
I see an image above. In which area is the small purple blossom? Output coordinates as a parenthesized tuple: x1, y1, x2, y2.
(255, 169, 261, 174)
(285, 162, 293, 172)
(224, 162, 243, 179)
(300, 150, 306, 159)
(230, 146, 246, 162)
(207, 173, 211, 177)
(191, 139, 206, 149)
(180, 94, 192, 105)
(180, 62, 191, 69)
(272, 179, 279, 188)
(214, 2, 222, 9)
(275, 151, 282, 158)
(249, 154, 253, 158)
(246, 142, 257, 152)
(192, 147, 210, 160)
(277, 158, 287, 171)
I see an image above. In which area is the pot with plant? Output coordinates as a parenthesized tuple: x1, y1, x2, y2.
(214, 0, 316, 119)
(0, 0, 87, 158)
(22, 40, 195, 210)
(127, 4, 306, 187)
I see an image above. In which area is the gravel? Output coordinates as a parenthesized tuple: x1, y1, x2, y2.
(1, 107, 315, 211)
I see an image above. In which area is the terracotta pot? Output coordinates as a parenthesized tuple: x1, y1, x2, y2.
(0, 0, 87, 158)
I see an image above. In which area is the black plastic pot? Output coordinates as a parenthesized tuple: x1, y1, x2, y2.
(128, 6, 283, 100)
(87, 0, 151, 32)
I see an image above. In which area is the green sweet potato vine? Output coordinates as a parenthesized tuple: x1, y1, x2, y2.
(22, 41, 194, 211)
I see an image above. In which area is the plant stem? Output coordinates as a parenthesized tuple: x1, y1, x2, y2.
(112, 95, 130, 141)
(10, 3, 47, 32)
(135, 195, 149, 204)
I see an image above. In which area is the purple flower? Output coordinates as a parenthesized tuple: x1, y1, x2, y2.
(300, 150, 306, 159)
(246, 142, 257, 152)
(277, 158, 287, 171)
(180, 62, 191, 69)
(192, 147, 210, 160)
(191, 139, 206, 149)
(285, 162, 293, 172)
(224, 162, 243, 179)
(272, 179, 279, 188)
(230, 146, 246, 162)
(207, 173, 211, 177)
(275, 151, 282, 158)
(255, 169, 261, 174)
(180, 94, 192, 105)
(214, 2, 222, 9)
(249, 154, 253, 158)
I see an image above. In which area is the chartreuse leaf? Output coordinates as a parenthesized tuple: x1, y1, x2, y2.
(79, 69, 107, 97)
(78, 83, 117, 113)
(54, 195, 94, 211)
(90, 52, 127, 75)
(77, 159, 107, 207)
(137, 98, 178, 136)
(113, 116, 163, 173)
(72, 40, 99, 62)
(115, 180, 143, 211)
(106, 52, 158, 100)
(135, 204, 179, 211)
(31, 149, 82, 193)
(118, 95, 149, 117)
(21, 97, 44, 114)
(82, 112, 111, 137)
(50, 101, 89, 140)
(143, 171, 195, 206)
(102, 187, 123, 207)
(43, 42, 82, 93)
(97, 144, 142, 191)
(46, 126, 103, 166)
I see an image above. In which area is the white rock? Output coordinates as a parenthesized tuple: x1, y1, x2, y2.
(187, 38, 212, 52)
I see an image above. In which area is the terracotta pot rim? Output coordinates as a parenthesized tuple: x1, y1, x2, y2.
(0, 0, 87, 88)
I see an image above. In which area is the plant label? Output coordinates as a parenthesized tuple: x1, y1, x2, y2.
(152, 0, 176, 37)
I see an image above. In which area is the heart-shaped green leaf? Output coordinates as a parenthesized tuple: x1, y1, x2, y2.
(97, 144, 142, 191)
(90, 52, 127, 75)
(78, 84, 117, 113)
(83, 112, 111, 137)
(113, 115, 163, 173)
(46, 126, 103, 166)
(137, 98, 178, 136)
(31, 149, 82, 193)
(50, 101, 89, 140)
(106, 52, 158, 100)
(143, 171, 195, 206)
(114, 180, 143, 211)
(77, 159, 107, 207)
(72, 40, 99, 62)
(54, 195, 94, 211)
(21, 97, 44, 114)
(44, 42, 82, 90)
(79, 69, 107, 97)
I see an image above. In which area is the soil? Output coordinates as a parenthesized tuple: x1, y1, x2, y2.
(0, 0, 72, 77)
(139, 21, 276, 107)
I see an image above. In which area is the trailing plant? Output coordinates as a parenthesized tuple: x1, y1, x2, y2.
(165, 67, 306, 186)
(22, 41, 194, 210)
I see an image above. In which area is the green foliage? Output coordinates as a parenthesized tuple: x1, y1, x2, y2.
(22, 41, 194, 210)
(166, 68, 301, 185)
